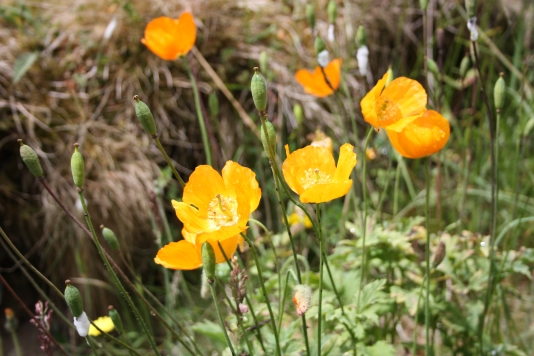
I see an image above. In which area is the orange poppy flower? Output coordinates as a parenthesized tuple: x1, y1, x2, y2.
(295, 59, 342, 98)
(360, 72, 450, 158)
(141, 12, 196, 61)
(282, 143, 356, 203)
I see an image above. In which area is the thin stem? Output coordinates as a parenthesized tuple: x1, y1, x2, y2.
(209, 281, 236, 355)
(424, 157, 431, 356)
(153, 136, 186, 187)
(316, 203, 324, 356)
(77, 190, 161, 356)
(185, 59, 212, 166)
(86, 336, 99, 355)
(240, 232, 281, 356)
(10, 331, 22, 356)
(412, 273, 426, 356)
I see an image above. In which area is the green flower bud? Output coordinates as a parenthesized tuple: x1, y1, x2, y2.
(70, 144, 85, 189)
(306, 4, 315, 31)
(259, 51, 269, 74)
(65, 280, 83, 318)
(133, 95, 157, 136)
(385, 66, 394, 87)
(293, 103, 304, 124)
(494, 73, 505, 111)
(18, 140, 43, 178)
(465, 0, 477, 18)
(327, 0, 337, 24)
(101, 225, 120, 251)
(426, 57, 440, 77)
(314, 37, 325, 56)
(201, 242, 216, 281)
(419, 0, 428, 11)
(208, 92, 219, 117)
(108, 306, 123, 334)
(251, 68, 267, 112)
(261, 120, 277, 159)
(356, 25, 367, 48)
(459, 54, 470, 78)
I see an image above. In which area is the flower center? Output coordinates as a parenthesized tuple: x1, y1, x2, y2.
(300, 168, 331, 189)
(207, 194, 239, 227)
(376, 96, 402, 127)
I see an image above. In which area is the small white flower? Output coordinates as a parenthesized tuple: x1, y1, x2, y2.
(317, 50, 330, 68)
(327, 24, 335, 42)
(467, 17, 478, 41)
(74, 312, 90, 337)
(356, 45, 369, 76)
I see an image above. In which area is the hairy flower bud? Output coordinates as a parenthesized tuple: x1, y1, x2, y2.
(259, 51, 269, 74)
(108, 306, 124, 334)
(251, 68, 267, 112)
(261, 120, 277, 160)
(201, 242, 216, 281)
(208, 92, 219, 117)
(356, 25, 367, 48)
(101, 225, 120, 251)
(133, 95, 157, 136)
(426, 57, 440, 77)
(494, 73, 505, 111)
(65, 280, 83, 318)
(19, 140, 43, 178)
(465, 0, 477, 18)
(70, 144, 85, 189)
(293, 103, 304, 124)
(314, 37, 326, 57)
(327, 0, 337, 24)
(293, 284, 312, 316)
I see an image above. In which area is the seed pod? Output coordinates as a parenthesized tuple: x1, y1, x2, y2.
(251, 68, 267, 112)
(327, 0, 337, 24)
(261, 120, 277, 159)
(419, 0, 428, 11)
(314, 37, 325, 56)
(133, 95, 157, 136)
(459, 54, 470, 78)
(426, 57, 440, 77)
(465, 0, 477, 18)
(101, 225, 120, 251)
(259, 51, 268, 74)
(65, 281, 83, 318)
(293, 103, 304, 124)
(306, 4, 315, 31)
(70, 144, 85, 189)
(356, 25, 367, 48)
(494, 73, 505, 111)
(108, 306, 124, 334)
(385, 66, 394, 87)
(208, 93, 219, 117)
(19, 140, 43, 178)
(201, 242, 216, 281)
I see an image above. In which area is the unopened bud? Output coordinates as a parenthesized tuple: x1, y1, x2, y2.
(356, 25, 367, 48)
(251, 68, 267, 112)
(306, 4, 315, 31)
(426, 57, 440, 77)
(261, 120, 277, 159)
(133, 95, 157, 136)
(108, 306, 124, 334)
(419, 0, 428, 11)
(356, 46, 369, 76)
(317, 50, 329, 68)
(293, 103, 304, 124)
(101, 225, 120, 251)
(432, 241, 446, 268)
(314, 37, 325, 56)
(459, 54, 470, 78)
(65, 280, 84, 318)
(259, 51, 268, 74)
(293, 284, 312, 316)
(385, 66, 394, 87)
(70, 144, 85, 189)
(465, 0, 477, 18)
(18, 140, 43, 178)
(327, 0, 337, 24)
(201, 242, 216, 281)
(494, 73, 505, 111)
(208, 93, 219, 117)
(238, 303, 249, 314)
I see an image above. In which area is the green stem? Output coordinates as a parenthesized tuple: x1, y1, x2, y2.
(86, 336, 99, 355)
(424, 158, 431, 356)
(209, 281, 236, 355)
(153, 136, 186, 187)
(240, 232, 281, 356)
(185, 60, 212, 166)
(10, 332, 21, 356)
(77, 190, 161, 356)
(316, 203, 324, 356)
(412, 273, 426, 356)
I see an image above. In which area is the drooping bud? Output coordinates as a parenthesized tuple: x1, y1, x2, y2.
(201, 242, 216, 281)
(133, 95, 157, 136)
(65, 280, 83, 318)
(356, 25, 367, 48)
(208, 92, 219, 117)
(261, 120, 277, 159)
(251, 68, 267, 112)
(306, 4, 315, 31)
(108, 306, 124, 334)
(317, 50, 330, 68)
(459, 54, 470, 78)
(426, 57, 440, 77)
(314, 37, 325, 56)
(419, 0, 428, 11)
(385, 66, 394, 87)
(494, 73, 505, 111)
(293, 103, 304, 124)
(465, 0, 477, 18)
(70, 144, 85, 189)
(293, 284, 312, 316)
(259, 51, 269, 74)
(101, 225, 120, 251)
(18, 140, 43, 178)
(327, 0, 337, 24)
(432, 241, 446, 268)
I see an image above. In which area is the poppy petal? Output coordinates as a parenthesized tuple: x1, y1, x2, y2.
(295, 68, 333, 98)
(324, 58, 342, 90)
(182, 165, 228, 216)
(195, 235, 240, 264)
(154, 240, 202, 270)
(379, 77, 427, 127)
(300, 181, 353, 204)
(222, 161, 262, 219)
(333, 143, 357, 181)
(360, 72, 388, 129)
(174, 12, 197, 56)
(142, 13, 196, 60)
(173, 200, 213, 234)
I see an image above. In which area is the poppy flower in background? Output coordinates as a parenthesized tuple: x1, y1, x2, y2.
(88, 316, 115, 336)
(154, 161, 261, 270)
(282, 143, 356, 204)
(360, 72, 450, 159)
(141, 12, 196, 60)
(295, 58, 342, 97)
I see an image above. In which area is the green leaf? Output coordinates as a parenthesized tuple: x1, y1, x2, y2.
(13, 52, 39, 84)
(364, 341, 396, 356)
(191, 320, 227, 347)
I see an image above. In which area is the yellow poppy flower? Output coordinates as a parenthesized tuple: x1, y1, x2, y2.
(88, 316, 114, 336)
(282, 143, 356, 203)
(295, 59, 342, 98)
(141, 12, 196, 61)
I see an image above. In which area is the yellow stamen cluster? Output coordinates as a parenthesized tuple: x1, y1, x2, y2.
(301, 168, 331, 189)
(208, 194, 239, 227)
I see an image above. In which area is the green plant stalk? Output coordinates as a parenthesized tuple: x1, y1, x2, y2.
(10, 331, 21, 356)
(278, 271, 292, 333)
(317, 203, 325, 356)
(393, 154, 402, 215)
(412, 272, 427, 355)
(86, 336, 99, 355)
(240, 232, 281, 356)
(153, 136, 186, 187)
(77, 190, 161, 356)
(209, 281, 236, 355)
(424, 157, 431, 356)
(185, 60, 212, 166)
(357, 128, 374, 311)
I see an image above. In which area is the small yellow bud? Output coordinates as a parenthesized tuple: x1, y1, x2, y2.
(18, 140, 43, 178)
(65, 280, 84, 318)
(70, 144, 85, 189)
(251, 68, 267, 112)
(133, 95, 157, 136)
